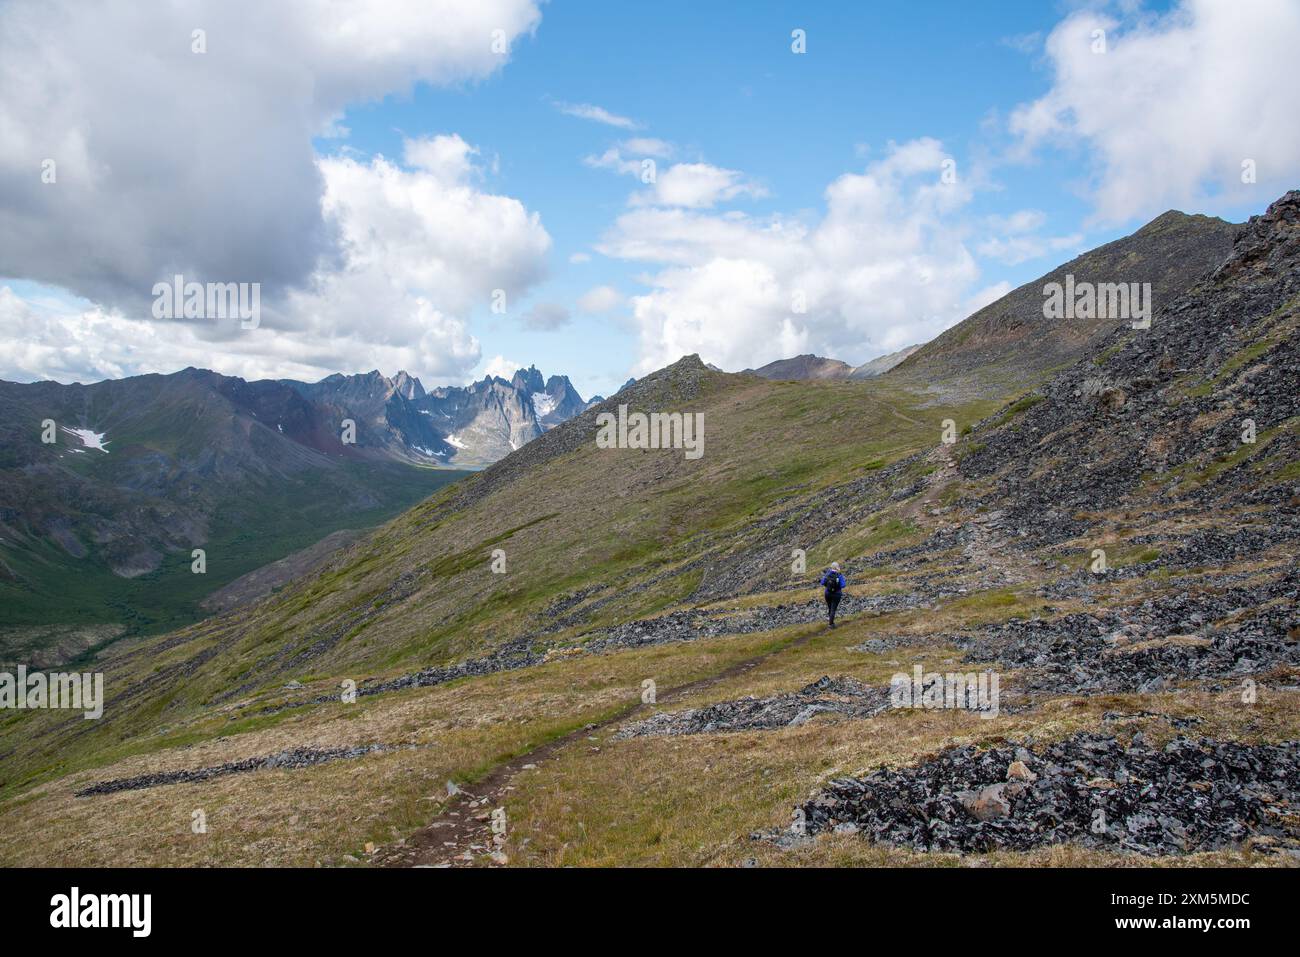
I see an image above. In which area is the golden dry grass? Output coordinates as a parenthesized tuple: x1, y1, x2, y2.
(0, 627, 793, 866)
(497, 685, 1300, 868)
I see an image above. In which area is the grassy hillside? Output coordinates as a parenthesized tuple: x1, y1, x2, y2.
(1, 194, 1297, 869)
(0, 461, 464, 657)
(0, 364, 1002, 803)
(0, 368, 472, 664)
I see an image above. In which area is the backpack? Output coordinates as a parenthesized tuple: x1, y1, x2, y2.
(823, 570, 842, 594)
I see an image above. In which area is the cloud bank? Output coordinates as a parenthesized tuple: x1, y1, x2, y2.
(0, 0, 546, 384)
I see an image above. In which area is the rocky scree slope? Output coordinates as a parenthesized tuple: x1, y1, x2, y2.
(892, 208, 1239, 391)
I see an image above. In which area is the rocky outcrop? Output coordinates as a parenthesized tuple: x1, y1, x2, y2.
(789, 733, 1300, 856)
(74, 744, 411, 797)
(958, 191, 1300, 548)
(617, 676, 891, 737)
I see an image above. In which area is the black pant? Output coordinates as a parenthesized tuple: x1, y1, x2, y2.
(825, 590, 841, 624)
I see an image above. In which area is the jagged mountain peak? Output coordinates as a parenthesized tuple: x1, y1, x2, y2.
(527, 371, 587, 429)
(668, 354, 709, 372)
(391, 370, 425, 400)
(511, 365, 546, 394)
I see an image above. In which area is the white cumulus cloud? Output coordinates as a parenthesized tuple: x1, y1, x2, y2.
(601, 138, 983, 375)
(576, 285, 623, 314)
(0, 0, 546, 385)
(1009, 0, 1300, 223)
(636, 162, 768, 209)
(482, 355, 524, 380)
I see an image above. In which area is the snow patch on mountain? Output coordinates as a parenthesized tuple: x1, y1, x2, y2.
(61, 427, 110, 452)
(531, 391, 557, 418)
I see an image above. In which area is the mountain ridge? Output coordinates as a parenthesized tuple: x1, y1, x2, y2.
(2, 192, 1298, 869)
(891, 208, 1241, 391)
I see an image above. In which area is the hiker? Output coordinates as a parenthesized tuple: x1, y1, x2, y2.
(819, 562, 846, 628)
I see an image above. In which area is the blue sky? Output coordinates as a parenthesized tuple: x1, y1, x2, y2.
(334, 0, 1116, 395)
(2, 0, 1297, 399)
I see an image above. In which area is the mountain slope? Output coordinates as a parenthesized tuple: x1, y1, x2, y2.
(892, 209, 1240, 391)
(2, 193, 1297, 869)
(0, 354, 995, 777)
(957, 192, 1299, 552)
(849, 343, 921, 378)
(0, 369, 469, 660)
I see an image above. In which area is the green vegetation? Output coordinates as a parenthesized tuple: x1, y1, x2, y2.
(1175, 299, 1298, 400)
(1002, 393, 1045, 419)
(9, 332, 1290, 869)
(1093, 340, 1128, 366)
(0, 462, 468, 646)
(0, 368, 1015, 799)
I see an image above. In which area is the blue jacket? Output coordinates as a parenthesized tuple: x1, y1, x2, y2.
(820, 570, 845, 592)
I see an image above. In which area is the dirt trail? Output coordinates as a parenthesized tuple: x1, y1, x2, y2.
(375, 627, 819, 868)
(880, 397, 927, 429)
